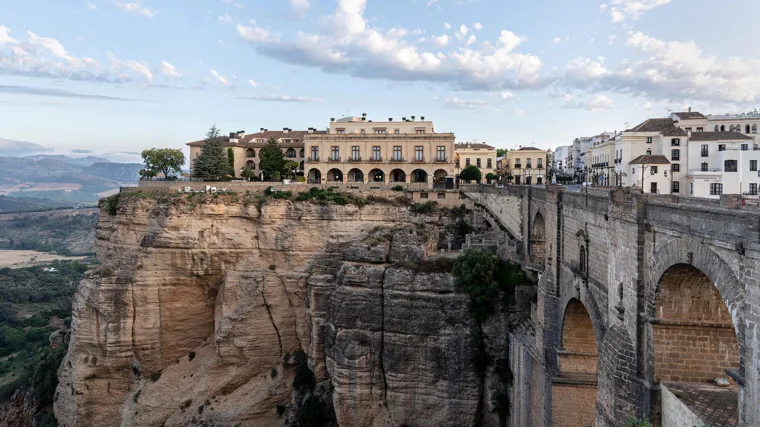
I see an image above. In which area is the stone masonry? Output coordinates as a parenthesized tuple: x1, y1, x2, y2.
(463, 185, 760, 427)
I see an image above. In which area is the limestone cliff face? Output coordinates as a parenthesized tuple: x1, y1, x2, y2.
(54, 193, 508, 427)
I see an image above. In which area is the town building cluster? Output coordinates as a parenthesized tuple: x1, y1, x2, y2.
(552, 110, 760, 199)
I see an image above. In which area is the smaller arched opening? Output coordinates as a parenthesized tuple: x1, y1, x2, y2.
(720, 125, 726, 132)
(286, 148, 297, 158)
(411, 169, 428, 183)
(298, 161, 304, 172)
(369, 169, 385, 183)
(245, 160, 255, 169)
(389, 169, 406, 183)
(579, 245, 587, 274)
(530, 212, 546, 265)
(434, 169, 448, 188)
(347, 168, 364, 183)
(746, 124, 751, 134)
(246, 148, 255, 158)
(299, 148, 305, 157)
(327, 168, 343, 183)
(553, 298, 599, 427)
(308, 168, 321, 184)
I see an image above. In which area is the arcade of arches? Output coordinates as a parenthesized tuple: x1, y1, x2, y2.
(307, 166, 449, 186)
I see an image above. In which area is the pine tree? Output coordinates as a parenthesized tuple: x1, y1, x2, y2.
(258, 137, 285, 181)
(192, 126, 229, 180)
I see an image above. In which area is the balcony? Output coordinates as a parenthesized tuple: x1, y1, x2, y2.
(388, 157, 406, 163)
(412, 157, 425, 163)
(368, 157, 384, 163)
(327, 156, 341, 163)
(689, 168, 722, 173)
(514, 164, 522, 169)
(434, 157, 447, 163)
(309, 156, 319, 162)
(347, 156, 362, 162)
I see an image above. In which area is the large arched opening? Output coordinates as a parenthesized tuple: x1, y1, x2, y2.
(307, 168, 321, 184)
(369, 169, 385, 183)
(286, 148, 297, 158)
(389, 169, 406, 183)
(347, 168, 364, 183)
(327, 168, 343, 183)
(411, 169, 428, 183)
(652, 264, 740, 426)
(530, 212, 546, 265)
(246, 148, 255, 158)
(552, 298, 598, 427)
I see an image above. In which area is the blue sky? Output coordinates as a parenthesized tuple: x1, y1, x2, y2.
(2, 0, 760, 162)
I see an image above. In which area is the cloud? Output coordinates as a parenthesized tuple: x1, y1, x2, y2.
(563, 32, 760, 106)
(500, 91, 514, 100)
(111, 1, 154, 17)
(601, 0, 672, 23)
(553, 37, 562, 44)
(218, 13, 233, 24)
(0, 138, 53, 155)
(0, 25, 160, 86)
(238, 95, 324, 102)
(71, 149, 94, 153)
(209, 69, 230, 85)
(443, 96, 492, 109)
(160, 60, 180, 77)
(235, 0, 544, 91)
(585, 94, 614, 110)
(246, 79, 258, 88)
(87, 2, 97, 10)
(473, 23, 482, 31)
(433, 34, 449, 46)
(221, 0, 244, 8)
(513, 109, 524, 116)
(443, 22, 451, 30)
(290, 0, 311, 15)
(0, 84, 134, 101)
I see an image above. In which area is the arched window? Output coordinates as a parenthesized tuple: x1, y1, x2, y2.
(299, 148, 305, 157)
(286, 148, 296, 158)
(753, 124, 758, 134)
(720, 125, 726, 132)
(246, 148, 255, 158)
(746, 124, 751, 134)
(714, 125, 720, 132)
(579, 246, 586, 273)
(245, 160, 254, 168)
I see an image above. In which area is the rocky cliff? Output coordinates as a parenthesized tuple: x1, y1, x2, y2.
(54, 192, 514, 427)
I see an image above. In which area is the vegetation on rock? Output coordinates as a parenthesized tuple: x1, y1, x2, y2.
(452, 249, 524, 321)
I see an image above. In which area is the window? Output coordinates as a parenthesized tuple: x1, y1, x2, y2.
(710, 183, 723, 195)
(436, 146, 446, 161)
(650, 182, 658, 194)
(538, 158, 543, 168)
(646, 137, 652, 144)
(715, 125, 720, 132)
(477, 158, 482, 168)
(393, 146, 402, 160)
(742, 144, 749, 151)
(420, 192, 429, 199)
(579, 246, 586, 273)
(514, 176, 521, 185)
(646, 149, 652, 155)
(351, 146, 360, 161)
(751, 160, 758, 171)
(671, 138, 680, 146)
(415, 146, 423, 161)
(719, 144, 726, 151)
(537, 177, 543, 184)
(651, 166, 658, 174)
(246, 148, 255, 158)
(286, 148, 296, 158)
(684, 128, 691, 133)
(375, 129, 386, 135)
(360, 129, 366, 135)
(720, 125, 726, 132)
(697, 127, 704, 132)
(725, 160, 737, 172)
(336, 129, 345, 135)
(751, 183, 758, 195)
(437, 193, 446, 199)
(672, 181, 680, 193)
(417, 130, 425, 134)
(701, 162, 708, 172)
(671, 163, 680, 172)
(701, 145, 708, 157)
(311, 146, 319, 161)
(690, 182, 693, 195)
(671, 149, 680, 161)
(330, 146, 339, 161)
(394, 129, 400, 134)
(753, 124, 758, 134)
(527, 158, 532, 168)
(747, 125, 752, 134)
(372, 146, 381, 160)
(487, 158, 492, 168)
(466, 158, 471, 166)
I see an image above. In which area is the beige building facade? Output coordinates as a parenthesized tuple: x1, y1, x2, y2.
(303, 116, 455, 188)
(455, 142, 497, 178)
(503, 147, 550, 185)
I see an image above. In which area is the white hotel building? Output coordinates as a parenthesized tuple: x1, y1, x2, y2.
(586, 111, 760, 199)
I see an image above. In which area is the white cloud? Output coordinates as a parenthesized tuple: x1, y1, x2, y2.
(111, 1, 154, 17)
(235, 0, 544, 91)
(87, 2, 97, 10)
(443, 96, 491, 110)
(474, 22, 482, 31)
(210, 69, 230, 85)
(586, 94, 614, 110)
(565, 56, 609, 81)
(239, 94, 324, 102)
(500, 91, 514, 100)
(603, 0, 672, 23)
(433, 34, 449, 46)
(0, 25, 158, 85)
(218, 13, 233, 24)
(217, 39, 226, 47)
(608, 35, 617, 45)
(513, 109, 524, 116)
(221, 0, 245, 8)
(160, 60, 181, 78)
(290, 0, 310, 16)
(553, 37, 562, 44)
(247, 79, 258, 88)
(443, 22, 451, 30)
(426, 0, 439, 6)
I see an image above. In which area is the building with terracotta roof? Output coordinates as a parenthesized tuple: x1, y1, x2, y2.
(454, 142, 497, 178)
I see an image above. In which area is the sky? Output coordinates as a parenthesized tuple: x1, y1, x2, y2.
(2, 0, 760, 162)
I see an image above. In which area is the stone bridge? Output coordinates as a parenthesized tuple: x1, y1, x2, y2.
(461, 185, 760, 427)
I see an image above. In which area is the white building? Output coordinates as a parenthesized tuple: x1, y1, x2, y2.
(686, 132, 760, 199)
(552, 145, 572, 173)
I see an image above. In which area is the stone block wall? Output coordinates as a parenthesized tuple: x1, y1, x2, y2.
(551, 383, 597, 427)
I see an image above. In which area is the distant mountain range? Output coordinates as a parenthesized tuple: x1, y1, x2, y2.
(0, 155, 143, 206)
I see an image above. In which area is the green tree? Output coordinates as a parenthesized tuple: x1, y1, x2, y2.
(141, 148, 185, 180)
(227, 147, 235, 178)
(282, 160, 300, 180)
(459, 165, 482, 182)
(486, 172, 497, 183)
(452, 249, 524, 321)
(192, 126, 229, 180)
(496, 148, 508, 157)
(240, 165, 255, 181)
(258, 138, 285, 181)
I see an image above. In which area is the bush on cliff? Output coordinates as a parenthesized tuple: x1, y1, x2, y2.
(452, 249, 524, 321)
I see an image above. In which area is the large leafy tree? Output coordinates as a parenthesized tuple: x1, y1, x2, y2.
(452, 249, 524, 321)
(141, 148, 185, 180)
(459, 165, 482, 182)
(282, 160, 300, 180)
(258, 137, 285, 180)
(496, 148, 508, 157)
(192, 125, 230, 180)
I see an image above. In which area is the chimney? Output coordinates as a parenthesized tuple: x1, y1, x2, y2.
(389, 118, 393, 121)
(421, 116, 425, 121)
(283, 128, 289, 134)
(260, 128, 264, 132)
(402, 117, 407, 121)
(237, 130, 245, 138)
(308, 128, 314, 134)
(411, 116, 416, 121)
(688, 107, 692, 112)
(330, 118, 335, 122)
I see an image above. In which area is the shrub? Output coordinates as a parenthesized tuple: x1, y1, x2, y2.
(391, 185, 404, 192)
(102, 194, 121, 216)
(410, 201, 437, 214)
(452, 249, 524, 321)
(625, 418, 652, 427)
